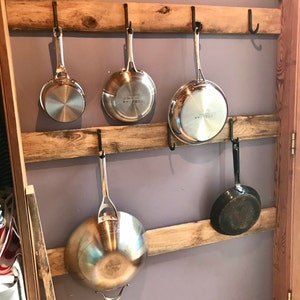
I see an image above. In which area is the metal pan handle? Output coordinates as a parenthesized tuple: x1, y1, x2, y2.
(97, 130, 118, 223)
(125, 24, 138, 72)
(193, 26, 205, 83)
(98, 151, 119, 223)
(53, 27, 69, 80)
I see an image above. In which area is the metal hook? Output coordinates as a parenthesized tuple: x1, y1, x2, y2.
(52, 1, 61, 36)
(248, 9, 259, 34)
(97, 129, 105, 158)
(124, 3, 129, 28)
(229, 118, 239, 143)
(191, 6, 202, 32)
(167, 124, 176, 151)
(124, 3, 133, 33)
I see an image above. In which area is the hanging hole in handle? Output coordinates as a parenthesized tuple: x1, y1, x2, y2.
(191, 6, 202, 32)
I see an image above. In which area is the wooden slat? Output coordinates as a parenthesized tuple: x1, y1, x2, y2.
(26, 185, 56, 300)
(0, 0, 40, 298)
(6, 1, 281, 34)
(21, 114, 279, 163)
(47, 206, 276, 277)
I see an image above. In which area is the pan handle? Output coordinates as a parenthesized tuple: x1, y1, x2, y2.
(98, 151, 119, 223)
(53, 27, 69, 80)
(125, 24, 138, 72)
(97, 130, 118, 223)
(230, 119, 243, 191)
(193, 21, 205, 83)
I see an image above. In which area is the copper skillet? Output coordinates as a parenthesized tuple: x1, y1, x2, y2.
(168, 22, 228, 144)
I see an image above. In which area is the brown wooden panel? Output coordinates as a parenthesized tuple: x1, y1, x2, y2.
(273, 0, 300, 299)
(47, 206, 276, 277)
(6, 1, 281, 34)
(26, 185, 56, 300)
(21, 114, 279, 163)
(0, 0, 40, 298)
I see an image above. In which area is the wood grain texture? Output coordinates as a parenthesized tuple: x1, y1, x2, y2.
(47, 206, 276, 277)
(6, 1, 281, 34)
(22, 114, 279, 163)
(273, 0, 298, 299)
(26, 185, 56, 300)
(0, 0, 40, 298)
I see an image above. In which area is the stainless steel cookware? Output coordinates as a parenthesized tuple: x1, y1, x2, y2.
(210, 119, 261, 235)
(39, 2, 85, 123)
(168, 23, 228, 144)
(102, 23, 156, 123)
(64, 131, 147, 293)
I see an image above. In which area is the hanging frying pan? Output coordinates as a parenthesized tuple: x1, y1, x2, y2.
(39, 2, 86, 123)
(64, 130, 147, 293)
(168, 22, 228, 144)
(101, 22, 156, 123)
(210, 119, 261, 235)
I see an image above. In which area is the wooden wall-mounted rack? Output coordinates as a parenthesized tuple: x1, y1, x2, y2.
(47, 206, 276, 277)
(22, 114, 279, 163)
(3, 0, 283, 295)
(6, 1, 281, 34)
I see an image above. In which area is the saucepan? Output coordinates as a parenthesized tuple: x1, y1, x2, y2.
(39, 1, 86, 123)
(168, 15, 228, 144)
(64, 130, 147, 296)
(210, 119, 261, 235)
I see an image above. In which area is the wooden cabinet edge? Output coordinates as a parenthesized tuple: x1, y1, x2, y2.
(47, 206, 276, 277)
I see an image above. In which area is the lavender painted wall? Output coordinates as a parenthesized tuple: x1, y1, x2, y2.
(10, 0, 278, 299)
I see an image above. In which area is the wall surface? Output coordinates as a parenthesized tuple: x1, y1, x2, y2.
(10, 0, 278, 299)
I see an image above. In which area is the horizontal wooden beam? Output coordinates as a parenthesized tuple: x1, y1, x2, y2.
(47, 206, 276, 277)
(6, 1, 281, 34)
(21, 114, 279, 163)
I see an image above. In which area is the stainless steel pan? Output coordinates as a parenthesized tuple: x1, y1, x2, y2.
(168, 24, 227, 144)
(39, 3, 85, 123)
(102, 24, 156, 123)
(64, 131, 147, 293)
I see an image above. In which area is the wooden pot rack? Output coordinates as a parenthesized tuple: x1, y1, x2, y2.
(6, 0, 280, 281)
(6, 1, 281, 34)
(23, 113, 279, 278)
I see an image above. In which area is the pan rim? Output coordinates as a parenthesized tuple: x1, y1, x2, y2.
(39, 77, 86, 123)
(168, 79, 228, 144)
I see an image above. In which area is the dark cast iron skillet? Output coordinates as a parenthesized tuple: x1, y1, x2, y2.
(210, 119, 261, 235)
